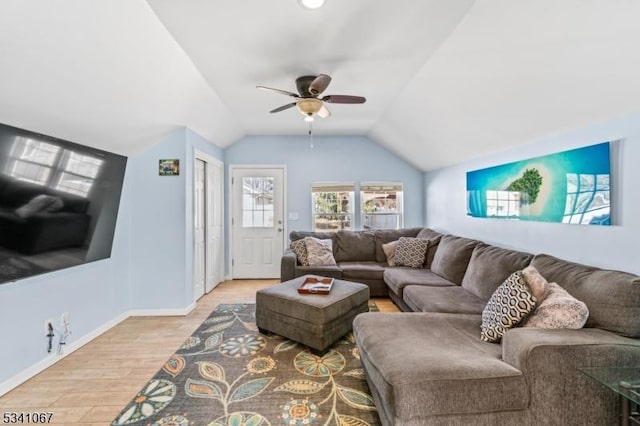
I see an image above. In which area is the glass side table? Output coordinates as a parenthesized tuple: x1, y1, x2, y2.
(578, 367, 640, 426)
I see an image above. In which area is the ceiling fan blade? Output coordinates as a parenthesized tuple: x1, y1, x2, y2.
(257, 86, 299, 98)
(269, 102, 297, 113)
(309, 74, 332, 96)
(322, 95, 366, 104)
(317, 104, 331, 118)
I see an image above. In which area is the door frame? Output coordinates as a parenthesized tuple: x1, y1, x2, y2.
(193, 148, 224, 300)
(228, 164, 287, 280)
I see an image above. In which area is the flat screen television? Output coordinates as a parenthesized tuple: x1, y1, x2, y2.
(0, 122, 127, 284)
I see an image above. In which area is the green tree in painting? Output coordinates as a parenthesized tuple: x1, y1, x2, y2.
(507, 168, 543, 204)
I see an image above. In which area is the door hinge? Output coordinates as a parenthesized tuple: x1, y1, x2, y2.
(232, 217, 234, 225)
(232, 259, 234, 266)
(232, 177, 234, 185)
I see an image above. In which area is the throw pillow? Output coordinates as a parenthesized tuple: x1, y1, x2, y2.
(481, 271, 537, 343)
(522, 265, 550, 302)
(304, 237, 336, 266)
(45, 196, 64, 212)
(15, 194, 58, 219)
(394, 237, 429, 268)
(290, 239, 309, 266)
(382, 240, 399, 266)
(522, 282, 589, 329)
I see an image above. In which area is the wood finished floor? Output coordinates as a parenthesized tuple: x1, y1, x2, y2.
(0, 279, 399, 425)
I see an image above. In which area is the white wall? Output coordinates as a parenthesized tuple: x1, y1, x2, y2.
(425, 114, 640, 275)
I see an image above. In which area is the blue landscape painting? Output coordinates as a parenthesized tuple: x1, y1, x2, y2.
(467, 142, 611, 225)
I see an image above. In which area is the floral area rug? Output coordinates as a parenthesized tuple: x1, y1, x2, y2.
(112, 303, 381, 426)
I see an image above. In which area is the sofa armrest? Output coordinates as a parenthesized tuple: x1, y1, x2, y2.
(281, 248, 297, 282)
(502, 327, 640, 425)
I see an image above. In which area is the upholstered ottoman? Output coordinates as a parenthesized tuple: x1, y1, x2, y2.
(256, 275, 370, 353)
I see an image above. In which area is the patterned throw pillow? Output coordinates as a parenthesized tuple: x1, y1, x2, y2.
(382, 240, 399, 266)
(522, 282, 589, 329)
(481, 271, 537, 343)
(304, 237, 336, 266)
(394, 237, 429, 268)
(290, 239, 309, 266)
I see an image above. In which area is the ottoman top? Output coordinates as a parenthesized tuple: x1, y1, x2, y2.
(256, 275, 369, 309)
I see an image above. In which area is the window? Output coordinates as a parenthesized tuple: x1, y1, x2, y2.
(361, 183, 403, 229)
(242, 177, 275, 228)
(7, 137, 103, 197)
(486, 190, 520, 218)
(311, 183, 354, 232)
(9, 137, 61, 185)
(562, 173, 610, 225)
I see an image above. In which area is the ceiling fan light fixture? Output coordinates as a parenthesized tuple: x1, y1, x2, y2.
(304, 114, 314, 122)
(297, 98, 323, 118)
(298, 0, 325, 10)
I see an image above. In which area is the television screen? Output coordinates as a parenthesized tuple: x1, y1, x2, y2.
(0, 123, 127, 284)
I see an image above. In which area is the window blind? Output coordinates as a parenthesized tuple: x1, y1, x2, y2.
(311, 182, 355, 193)
(360, 182, 403, 192)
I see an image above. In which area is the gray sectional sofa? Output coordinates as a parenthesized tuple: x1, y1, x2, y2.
(280, 228, 640, 425)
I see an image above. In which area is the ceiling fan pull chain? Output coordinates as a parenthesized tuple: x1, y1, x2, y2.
(308, 121, 314, 149)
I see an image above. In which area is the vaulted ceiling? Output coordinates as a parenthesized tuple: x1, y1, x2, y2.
(1, 1, 639, 171)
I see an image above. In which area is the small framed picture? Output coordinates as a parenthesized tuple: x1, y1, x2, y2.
(159, 159, 180, 176)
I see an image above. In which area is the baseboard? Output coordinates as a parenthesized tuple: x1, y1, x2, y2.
(0, 302, 197, 397)
(0, 311, 130, 397)
(128, 302, 196, 317)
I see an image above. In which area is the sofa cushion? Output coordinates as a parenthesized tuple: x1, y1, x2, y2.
(394, 237, 428, 268)
(334, 230, 375, 262)
(404, 285, 487, 315)
(531, 254, 640, 338)
(381, 240, 398, 266)
(481, 271, 537, 343)
(304, 237, 336, 266)
(430, 235, 479, 284)
(522, 282, 589, 329)
(289, 239, 309, 266)
(294, 265, 342, 280)
(384, 267, 455, 299)
(461, 243, 534, 301)
(339, 261, 385, 281)
(373, 227, 422, 263)
(416, 228, 443, 267)
(354, 312, 529, 421)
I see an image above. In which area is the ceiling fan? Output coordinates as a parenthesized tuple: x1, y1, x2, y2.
(257, 74, 366, 122)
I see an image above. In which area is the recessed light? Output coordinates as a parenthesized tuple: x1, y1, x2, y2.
(298, 0, 325, 10)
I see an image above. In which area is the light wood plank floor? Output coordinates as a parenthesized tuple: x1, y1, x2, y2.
(0, 280, 399, 425)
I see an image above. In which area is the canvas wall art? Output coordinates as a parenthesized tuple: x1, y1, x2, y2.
(466, 142, 611, 225)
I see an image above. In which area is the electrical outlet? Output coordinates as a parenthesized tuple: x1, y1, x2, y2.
(44, 318, 54, 333)
(61, 312, 69, 327)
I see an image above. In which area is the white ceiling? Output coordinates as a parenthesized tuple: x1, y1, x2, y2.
(1, 0, 639, 170)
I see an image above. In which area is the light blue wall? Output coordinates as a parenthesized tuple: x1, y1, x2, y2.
(129, 128, 225, 309)
(0, 168, 132, 385)
(224, 135, 425, 236)
(0, 127, 227, 390)
(424, 114, 640, 275)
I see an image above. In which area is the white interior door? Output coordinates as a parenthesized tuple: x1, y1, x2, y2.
(207, 160, 224, 291)
(193, 158, 206, 300)
(231, 167, 285, 278)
